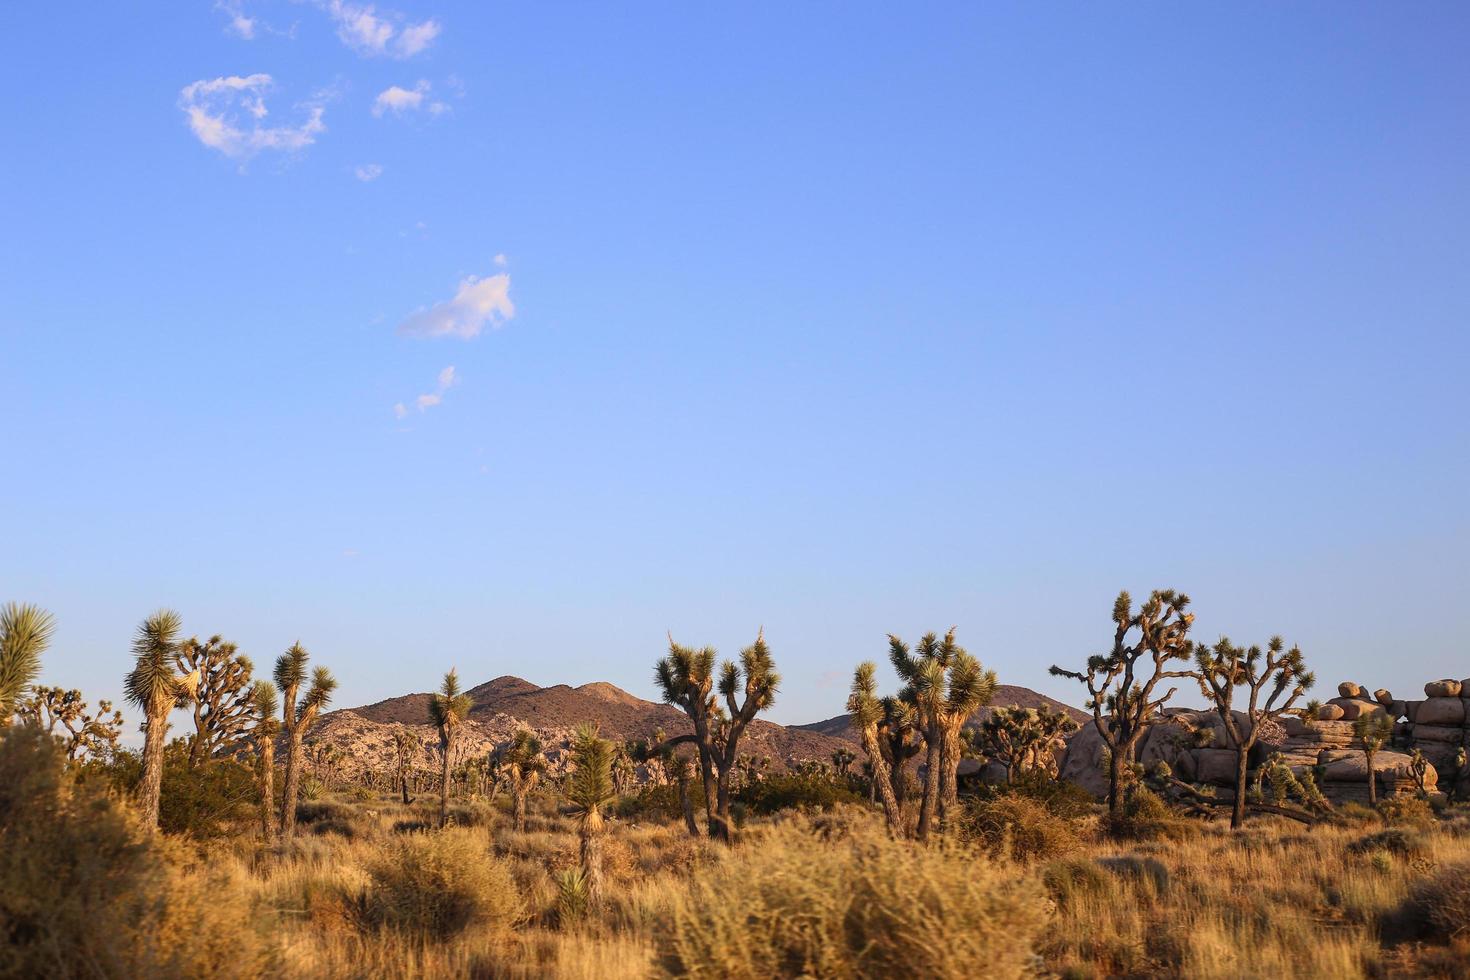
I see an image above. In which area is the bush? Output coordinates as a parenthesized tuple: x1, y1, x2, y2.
(1405, 860, 1470, 941)
(1379, 795, 1437, 829)
(1348, 827, 1427, 857)
(365, 828, 524, 939)
(996, 770, 1098, 819)
(738, 772, 864, 815)
(0, 725, 272, 977)
(615, 783, 686, 822)
(961, 793, 1082, 863)
(660, 816, 1050, 979)
(1041, 857, 1111, 907)
(78, 740, 258, 838)
(1107, 788, 1195, 842)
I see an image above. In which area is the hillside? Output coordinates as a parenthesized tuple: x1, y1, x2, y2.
(793, 684, 1089, 742)
(312, 675, 856, 781)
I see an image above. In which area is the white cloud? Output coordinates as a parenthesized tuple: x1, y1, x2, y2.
(216, 1, 256, 38)
(397, 272, 514, 340)
(395, 365, 458, 417)
(324, 1, 440, 58)
(373, 81, 448, 118)
(178, 75, 326, 161)
(493, 253, 507, 267)
(355, 163, 384, 181)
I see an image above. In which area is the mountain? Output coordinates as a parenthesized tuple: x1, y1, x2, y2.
(792, 684, 1089, 742)
(311, 675, 857, 782)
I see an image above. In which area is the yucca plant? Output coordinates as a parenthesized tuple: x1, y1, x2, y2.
(0, 602, 56, 725)
(495, 729, 547, 832)
(564, 723, 617, 912)
(1353, 712, 1394, 807)
(123, 609, 192, 831)
(273, 643, 336, 840)
(653, 639, 720, 833)
(250, 681, 281, 839)
(848, 661, 905, 836)
(429, 668, 473, 828)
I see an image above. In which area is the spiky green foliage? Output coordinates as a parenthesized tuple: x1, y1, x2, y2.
(1353, 712, 1395, 807)
(1193, 634, 1315, 828)
(0, 602, 54, 722)
(653, 636, 721, 835)
(125, 609, 186, 831)
(176, 635, 255, 766)
(429, 668, 474, 827)
(1049, 589, 1196, 818)
(565, 723, 617, 910)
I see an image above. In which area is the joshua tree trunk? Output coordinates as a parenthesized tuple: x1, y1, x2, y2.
(514, 788, 528, 832)
(677, 772, 699, 837)
(916, 729, 940, 840)
(138, 708, 168, 831)
(579, 810, 605, 912)
(938, 723, 963, 830)
(1231, 745, 1250, 829)
(1366, 748, 1378, 806)
(697, 747, 722, 840)
(280, 734, 304, 839)
(259, 747, 277, 839)
(439, 738, 453, 828)
(1107, 745, 1124, 818)
(860, 729, 904, 836)
(712, 766, 733, 841)
(400, 773, 412, 805)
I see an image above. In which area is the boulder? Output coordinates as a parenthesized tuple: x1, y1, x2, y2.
(1057, 722, 1110, 799)
(1339, 682, 1364, 699)
(1374, 689, 1394, 706)
(1390, 700, 1408, 720)
(1425, 680, 1463, 698)
(1329, 698, 1386, 721)
(1283, 715, 1311, 737)
(1195, 748, 1240, 786)
(1319, 749, 1419, 783)
(1316, 704, 1346, 721)
(1412, 725, 1465, 744)
(1415, 697, 1466, 727)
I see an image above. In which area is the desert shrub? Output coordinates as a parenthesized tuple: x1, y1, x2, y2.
(365, 828, 524, 939)
(1331, 801, 1380, 828)
(1095, 856, 1170, 893)
(1041, 857, 1111, 907)
(996, 769, 1098, 819)
(311, 818, 362, 840)
(78, 740, 257, 838)
(1348, 827, 1427, 857)
(296, 799, 356, 825)
(351, 785, 375, 802)
(1379, 795, 1437, 829)
(0, 726, 272, 977)
(615, 783, 686, 822)
(1107, 788, 1195, 842)
(660, 817, 1050, 979)
(738, 772, 864, 815)
(961, 793, 1082, 863)
(1404, 860, 1470, 941)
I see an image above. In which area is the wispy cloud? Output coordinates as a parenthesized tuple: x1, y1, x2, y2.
(355, 163, 384, 181)
(398, 272, 514, 340)
(372, 80, 447, 117)
(216, 0, 255, 38)
(324, 1, 440, 59)
(178, 74, 326, 161)
(394, 365, 458, 418)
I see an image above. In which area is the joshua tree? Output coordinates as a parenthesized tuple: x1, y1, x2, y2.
(979, 705, 1079, 783)
(0, 601, 55, 725)
(273, 643, 336, 840)
(1192, 635, 1315, 829)
(249, 681, 281, 839)
(19, 687, 125, 762)
(495, 729, 547, 832)
(848, 661, 905, 835)
(890, 629, 997, 835)
(652, 638, 720, 831)
(831, 746, 856, 777)
(392, 725, 419, 804)
(641, 726, 699, 836)
(428, 668, 473, 828)
(655, 631, 779, 841)
(611, 741, 637, 795)
(564, 723, 617, 912)
(1354, 713, 1393, 807)
(1050, 589, 1196, 819)
(878, 696, 923, 818)
(176, 635, 255, 766)
(124, 609, 194, 831)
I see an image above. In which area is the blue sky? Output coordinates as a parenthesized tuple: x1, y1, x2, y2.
(3, 3, 1467, 735)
